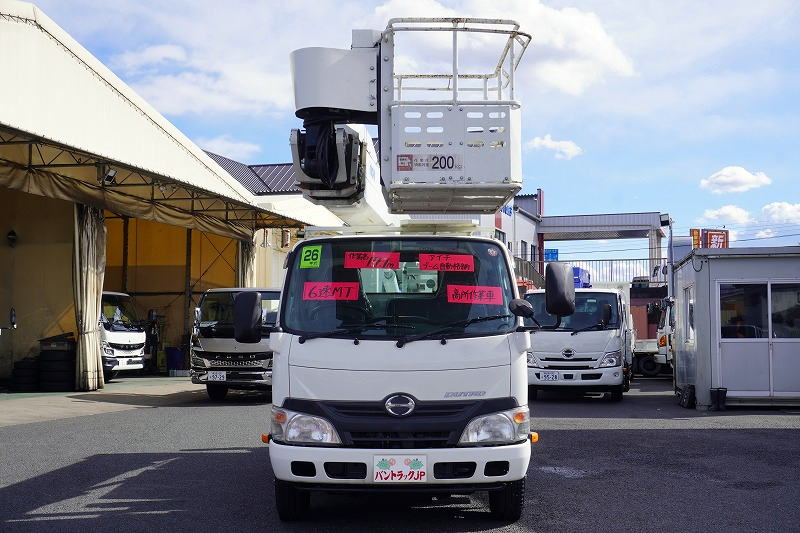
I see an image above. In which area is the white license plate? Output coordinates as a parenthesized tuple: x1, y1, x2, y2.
(207, 371, 226, 382)
(540, 371, 560, 381)
(373, 455, 428, 483)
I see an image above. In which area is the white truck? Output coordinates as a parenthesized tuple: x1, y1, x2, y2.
(655, 297, 675, 368)
(190, 288, 280, 401)
(233, 236, 573, 521)
(524, 288, 633, 401)
(99, 291, 146, 381)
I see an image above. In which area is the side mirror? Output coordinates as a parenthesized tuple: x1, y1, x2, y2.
(508, 298, 534, 318)
(545, 263, 575, 316)
(147, 309, 157, 322)
(194, 307, 201, 325)
(601, 303, 612, 325)
(9, 308, 16, 328)
(234, 291, 262, 343)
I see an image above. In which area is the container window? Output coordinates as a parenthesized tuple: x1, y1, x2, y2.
(770, 283, 800, 338)
(684, 286, 694, 342)
(719, 283, 768, 339)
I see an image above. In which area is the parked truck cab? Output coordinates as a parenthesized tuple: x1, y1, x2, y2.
(524, 288, 633, 401)
(233, 235, 574, 521)
(99, 291, 146, 381)
(190, 288, 279, 401)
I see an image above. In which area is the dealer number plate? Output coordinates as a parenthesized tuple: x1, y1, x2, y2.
(540, 371, 560, 381)
(373, 455, 428, 483)
(207, 371, 226, 382)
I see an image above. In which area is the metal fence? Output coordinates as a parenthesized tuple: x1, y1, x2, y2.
(547, 258, 668, 286)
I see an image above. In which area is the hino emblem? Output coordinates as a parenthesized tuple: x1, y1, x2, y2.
(562, 348, 575, 358)
(384, 394, 415, 417)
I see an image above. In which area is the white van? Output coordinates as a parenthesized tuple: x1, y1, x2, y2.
(232, 235, 573, 521)
(99, 291, 146, 381)
(190, 288, 280, 401)
(524, 288, 633, 401)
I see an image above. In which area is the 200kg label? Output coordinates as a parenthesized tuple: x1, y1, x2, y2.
(397, 154, 463, 172)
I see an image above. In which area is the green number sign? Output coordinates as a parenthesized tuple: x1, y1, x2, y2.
(299, 245, 322, 268)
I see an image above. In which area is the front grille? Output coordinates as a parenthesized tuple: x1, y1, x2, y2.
(109, 342, 144, 350)
(542, 357, 594, 362)
(199, 351, 271, 361)
(327, 401, 473, 418)
(207, 359, 266, 368)
(544, 365, 593, 370)
(348, 431, 451, 449)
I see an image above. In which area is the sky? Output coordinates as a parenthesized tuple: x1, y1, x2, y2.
(33, 0, 800, 259)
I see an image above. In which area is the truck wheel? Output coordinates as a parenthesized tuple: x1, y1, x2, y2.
(488, 478, 524, 522)
(622, 370, 631, 393)
(275, 479, 309, 521)
(206, 384, 229, 401)
(528, 387, 538, 401)
(608, 386, 624, 402)
(637, 355, 661, 377)
(103, 370, 119, 382)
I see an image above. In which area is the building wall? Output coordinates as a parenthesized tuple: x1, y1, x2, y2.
(0, 188, 75, 378)
(253, 228, 294, 289)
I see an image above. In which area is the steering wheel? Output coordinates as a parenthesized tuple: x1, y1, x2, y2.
(307, 302, 370, 323)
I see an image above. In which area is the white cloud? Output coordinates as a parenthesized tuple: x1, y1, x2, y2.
(111, 44, 187, 73)
(761, 202, 800, 224)
(701, 205, 752, 225)
(755, 228, 776, 239)
(700, 166, 771, 194)
(526, 134, 583, 160)
(196, 135, 261, 161)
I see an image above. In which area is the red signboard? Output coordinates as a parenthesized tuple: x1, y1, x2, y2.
(704, 229, 729, 248)
(344, 251, 400, 269)
(690, 228, 701, 249)
(446, 285, 503, 305)
(419, 254, 474, 272)
(302, 282, 360, 300)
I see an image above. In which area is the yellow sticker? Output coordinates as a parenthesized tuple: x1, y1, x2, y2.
(299, 245, 322, 268)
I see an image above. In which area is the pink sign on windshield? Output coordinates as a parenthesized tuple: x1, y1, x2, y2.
(447, 285, 503, 305)
(344, 251, 400, 269)
(302, 282, 360, 300)
(419, 254, 474, 272)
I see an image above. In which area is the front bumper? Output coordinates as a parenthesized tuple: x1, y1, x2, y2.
(268, 440, 531, 486)
(528, 366, 623, 388)
(103, 356, 144, 371)
(190, 368, 272, 388)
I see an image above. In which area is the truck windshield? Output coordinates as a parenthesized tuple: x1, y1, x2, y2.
(525, 292, 620, 331)
(281, 238, 516, 339)
(200, 291, 280, 326)
(101, 294, 139, 326)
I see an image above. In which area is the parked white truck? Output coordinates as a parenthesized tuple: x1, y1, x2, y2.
(524, 288, 633, 401)
(233, 235, 574, 521)
(99, 291, 146, 381)
(190, 288, 280, 401)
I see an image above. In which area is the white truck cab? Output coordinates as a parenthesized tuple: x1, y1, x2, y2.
(233, 235, 574, 521)
(656, 298, 675, 367)
(524, 288, 633, 401)
(190, 288, 279, 401)
(99, 291, 146, 381)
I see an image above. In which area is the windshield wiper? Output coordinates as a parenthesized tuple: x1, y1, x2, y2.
(570, 322, 606, 336)
(395, 314, 511, 348)
(298, 321, 414, 344)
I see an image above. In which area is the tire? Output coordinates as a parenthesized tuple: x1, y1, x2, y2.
(103, 370, 119, 382)
(39, 361, 75, 372)
(39, 380, 75, 392)
(274, 479, 310, 521)
(608, 385, 624, 402)
(637, 355, 661, 377)
(622, 370, 631, 393)
(14, 358, 39, 370)
(528, 387, 538, 401)
(489, 478, 525, 522)
(39, 350, 76, 363)
(40, 370, 74, 382)
(206, 384, 229, 401)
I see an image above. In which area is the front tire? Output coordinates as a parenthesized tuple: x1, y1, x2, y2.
(206, 384, 229, 401)
(528, 387, 538, 401)
(275, 479, 309, 521)
(488, 478, 524, 522)
(608, 385, 624, 402)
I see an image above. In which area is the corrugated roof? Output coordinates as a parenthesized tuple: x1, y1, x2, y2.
(249, 163, 299, 193)
(204, 151, 266, 192)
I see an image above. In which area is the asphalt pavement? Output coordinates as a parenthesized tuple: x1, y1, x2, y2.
(1, 376, 798, 532)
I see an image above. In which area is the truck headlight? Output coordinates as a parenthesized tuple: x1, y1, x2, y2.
(190, 353, 206, 368)
(599, 350, 622, 367)
(101, 342, 114, 356)
(459, 406, 529, 446)
(271, 406, 341, 446)
(526, 352, 541, 368)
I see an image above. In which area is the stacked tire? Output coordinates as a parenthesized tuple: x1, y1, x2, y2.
(38, 349, 76, 392)
(11, 358, 39, 392)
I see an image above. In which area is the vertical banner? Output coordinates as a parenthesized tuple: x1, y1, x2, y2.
(705, 229, 729, 248)
(690, 228, 701, 249)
